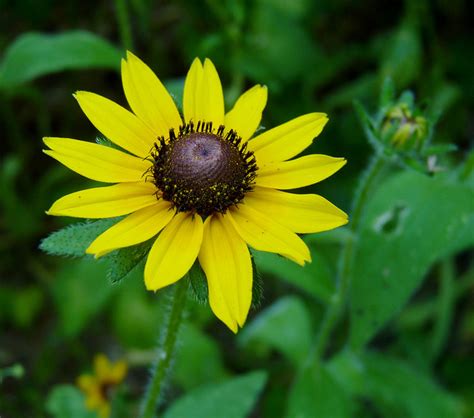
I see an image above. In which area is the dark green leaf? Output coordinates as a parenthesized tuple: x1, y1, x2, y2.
(40, 219, 119, 258)
(324, 73, 378, 109)
(241, 5, 316, 88)
(51, 258, 114, 337)
(174, 324, 228, 390)
(111, 270, 164, 349)
(163, 371, 267, 418)
(350, 171, 474, 349)
(253, 251, 333, 302)
(328, 350, 463, 418)
(238, 296, 312, 366)
(0, 31, 121, 89)
(380, 25, 421, 88)
(287, 362, 350, 418)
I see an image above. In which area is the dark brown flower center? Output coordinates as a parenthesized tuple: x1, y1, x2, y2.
(150, 122, 257, 216)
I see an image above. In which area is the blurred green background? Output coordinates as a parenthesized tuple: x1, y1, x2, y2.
(1, 0, 473, 417)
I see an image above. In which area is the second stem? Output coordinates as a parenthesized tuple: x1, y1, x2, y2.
(140, 277, 188, 418)
(312, 153, 386, 360)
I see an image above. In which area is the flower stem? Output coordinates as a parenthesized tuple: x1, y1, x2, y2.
(140, 278, 188, 418)
(311, 153, 387, 360)
(114, 0, 133, 51)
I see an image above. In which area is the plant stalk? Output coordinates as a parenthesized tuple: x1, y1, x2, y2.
(139, 278, 188, 418)
(312, 153, 387, 360)
(114, 0, 134, 51)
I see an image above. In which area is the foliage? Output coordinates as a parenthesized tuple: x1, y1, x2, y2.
(1, 0, 473, 417)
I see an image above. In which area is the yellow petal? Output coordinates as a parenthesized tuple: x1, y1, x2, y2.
(94, 353, 111, 380)
(224, 85, 268, 141)
(43, 137, 151, 183)
(121, 51, 182, 136)
(86, 201, 175, 257)
(110, 360, 128, 383)
(198, 214, 252, 332)
(85, 391, 104, 409)
(47, 182, 157, 218)
(74, 91, 156, 157)
(145, 212, 203, 291)
(245, 187, 348, 233)
(77, 374, 97, 392)
(227, 204, 310, 266)
(183, 58, 224, 126)
(98, 403, 111, 418)
(256, 154, 347, 190)
(249, 113, 328, 165)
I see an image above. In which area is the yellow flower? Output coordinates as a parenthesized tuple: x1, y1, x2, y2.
(44, 52, 348, 332)
(77, 354, 127, 418)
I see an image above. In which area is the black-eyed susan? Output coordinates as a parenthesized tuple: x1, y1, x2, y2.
(44, 52, 348, 332)
(77, 354, 127, 418)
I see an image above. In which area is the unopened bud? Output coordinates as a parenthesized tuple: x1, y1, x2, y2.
(382, 104, 427, 150)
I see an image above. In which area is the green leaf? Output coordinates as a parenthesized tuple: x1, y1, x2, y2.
(111, 269, 164, 349)
(238, 296, 312, 367)
(380, 25, 421, 88)
(350, 171, 474, 349)
(328, 350, 463, 418)
(241, 5, 316, 88)
(324, 73, 378, 109)
(163, 371, 267, 418)
(253, 251, 333, 302)
(164, 78, 184, 112)
(0, 363, 24, 384)
(46, 385, 96, 418)
(286, 362, 350, 418)
(50, 258, 114, 337)
(174, 324, 228, 390)
(105, 239, 152, 283)
(0, 31, 121, 90)
(40, 219, 119, 257)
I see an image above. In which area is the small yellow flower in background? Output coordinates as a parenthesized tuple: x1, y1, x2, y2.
(44, 52, 348, 332)
(77, 354, 127, 418)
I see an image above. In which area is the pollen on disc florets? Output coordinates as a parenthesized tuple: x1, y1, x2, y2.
(150, 121, 257, 216)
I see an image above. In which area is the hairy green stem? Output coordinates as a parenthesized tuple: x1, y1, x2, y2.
(140, 278, 188, 418)
(114, 0, 133, 51)
(312, 153, 387, 360)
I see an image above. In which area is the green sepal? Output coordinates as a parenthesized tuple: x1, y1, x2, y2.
(353, 100, 382, 151)
(187, 253, 264, 308)
(421, 143, 458, 157)
(39, 218, 120, 257)
(188, 260, 208, 304)
(104, 239, 153, 283)
(251, 255, 264, 309)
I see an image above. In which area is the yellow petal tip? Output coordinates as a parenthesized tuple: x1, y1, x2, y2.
(73, 90, 89, 100)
